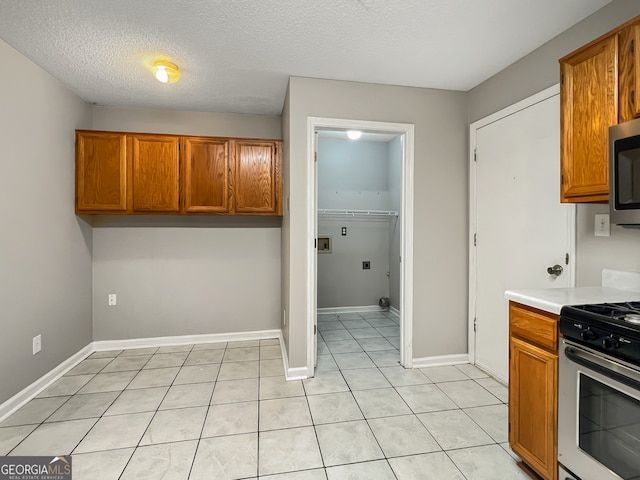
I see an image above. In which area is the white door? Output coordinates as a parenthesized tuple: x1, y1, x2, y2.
(470, 86, 575, 382)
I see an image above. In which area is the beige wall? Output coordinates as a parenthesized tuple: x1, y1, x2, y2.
(91, 107, 283, 341)
(0, 39, 93, 403)
(284, 77, 468, 367)
(468, 0, 640, 288)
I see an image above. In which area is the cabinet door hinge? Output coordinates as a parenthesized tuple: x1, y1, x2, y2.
(473, 318, 477, 332)
(632, 39, 635, 54)
(565, 253, 570, 265)
(632, 90, 636, 105)
(561, 174, 565, 186)
(561, 73, 564, 85)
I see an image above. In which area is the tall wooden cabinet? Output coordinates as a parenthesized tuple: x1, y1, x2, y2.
(560, 16, 640, 203)
(509, 302, 559, 480)
(75, 130, 282, 216)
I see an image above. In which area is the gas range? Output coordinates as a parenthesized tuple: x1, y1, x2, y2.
(560, 301, 640, 366)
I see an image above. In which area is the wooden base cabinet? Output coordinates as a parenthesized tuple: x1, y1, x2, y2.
(75, 130, 282, 216)
(509, 302, 559, 480)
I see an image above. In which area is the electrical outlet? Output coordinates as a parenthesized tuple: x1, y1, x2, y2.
(108, 294, 117, 306)
(33, 335, 41, 355)
(362, 261, 371, 270)
(341, 227, 347, 236)
(595, 214, 610, 237)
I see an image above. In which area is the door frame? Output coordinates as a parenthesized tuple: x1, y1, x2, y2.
(468, 84, 576, 369)
(306, 117, 415, 375)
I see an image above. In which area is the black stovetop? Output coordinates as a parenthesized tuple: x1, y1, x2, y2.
(560, 302, 640, 365)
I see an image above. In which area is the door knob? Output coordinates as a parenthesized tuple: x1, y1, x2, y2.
(547, 264, 563, 276)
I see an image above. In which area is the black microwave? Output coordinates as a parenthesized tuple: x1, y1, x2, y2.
(610, 117, 640, 225)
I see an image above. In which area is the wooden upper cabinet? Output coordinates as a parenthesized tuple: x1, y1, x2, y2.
(131, 134, 180, 213)
(76, 131, 127, 213)
(182, 137, 230, 213)
(233, 140, 282, 215)
(619, 21, 640, 123)
(560, 34, 617, 203)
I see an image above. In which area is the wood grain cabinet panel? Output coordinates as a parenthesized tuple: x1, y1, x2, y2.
(182, 137, 230, 213)
(76, 131, 127, 213)
(131, 134, 180, 212)
(75, 131, 282, 216)
(510, 335, 558, 480)
(509, 301, 559, 480)
(233, 140, 282, 215)
(619, 21, 640, 123)
(560, 35, 617, 203)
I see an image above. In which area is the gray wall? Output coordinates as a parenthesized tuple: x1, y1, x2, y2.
(0, 39, 93, 403)
(316, 137, 397, 308)
(388, 137, 402, 309)
(91, 107, 282, 340)
(284, 77, 468, 367)
(468, 0, 640, 287)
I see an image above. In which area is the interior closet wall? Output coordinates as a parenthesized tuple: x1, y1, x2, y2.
(387, 137, 402, 310)
(317, 136, 400, 308)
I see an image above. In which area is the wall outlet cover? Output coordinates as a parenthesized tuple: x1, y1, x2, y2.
(595, 214, 610, 237)
(32, 334, 41, 355)
(108, 294, 117, 306)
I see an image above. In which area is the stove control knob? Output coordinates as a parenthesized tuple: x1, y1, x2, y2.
(580, 329, 596, 341)
(602, 336, 620, 350)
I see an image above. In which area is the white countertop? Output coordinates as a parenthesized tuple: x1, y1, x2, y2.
(504, 287, 640, 315)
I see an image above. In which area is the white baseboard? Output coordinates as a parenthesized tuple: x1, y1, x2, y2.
(474, 361, 508, 385)
(318, 305, 384, 314)
(93, 329, 281, 352)
(0, 344, 93, 423)
(1, 329, 287, 423)
(389, 306, 400, 317)
(412, 353, 470, 368)
(278, 331, 309, 380)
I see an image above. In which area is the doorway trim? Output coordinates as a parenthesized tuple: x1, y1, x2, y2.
(467, 83, 576, 369)
(306, 117, 415, 375)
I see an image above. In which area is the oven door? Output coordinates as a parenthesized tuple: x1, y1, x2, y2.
(559, 339, 640, 480)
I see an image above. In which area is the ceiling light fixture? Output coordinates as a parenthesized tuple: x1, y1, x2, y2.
(347, 130, 362, 140)
(152, 60, 180, 84)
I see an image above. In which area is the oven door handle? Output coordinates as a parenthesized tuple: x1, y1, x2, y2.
(564, 346, 640, 391)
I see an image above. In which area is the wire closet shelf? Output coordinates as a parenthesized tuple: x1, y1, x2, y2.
(317, 209, 398, 218)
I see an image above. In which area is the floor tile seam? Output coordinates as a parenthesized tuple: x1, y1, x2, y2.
(184, 341, 230, 480)
(458, 406, 507, 444)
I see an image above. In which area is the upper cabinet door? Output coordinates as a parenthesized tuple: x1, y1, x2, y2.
(560, 35, 618, 203)
(131, 134, 180, 212)
(619, 21, 640, 123)
(76, 131, 127, 212)
(233, 140, 282, 215)
(182, 137, 230, 213)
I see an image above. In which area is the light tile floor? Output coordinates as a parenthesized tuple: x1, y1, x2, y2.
(0, 311, 526, 479)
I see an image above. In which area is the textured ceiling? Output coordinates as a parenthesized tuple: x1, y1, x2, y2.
(0, 0, 612, 115)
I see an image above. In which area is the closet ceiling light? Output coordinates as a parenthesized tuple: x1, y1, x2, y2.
(347, 130, 362, 140)
(152, 60, 180, 84)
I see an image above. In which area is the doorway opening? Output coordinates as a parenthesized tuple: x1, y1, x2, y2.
(306, 118, 415, 377)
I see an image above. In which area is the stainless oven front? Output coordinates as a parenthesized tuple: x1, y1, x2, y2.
(558, 339, 640, 480)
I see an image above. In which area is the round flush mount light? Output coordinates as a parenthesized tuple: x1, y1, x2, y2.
(347, 130, 362, 140)
(152, 60, 180, 84)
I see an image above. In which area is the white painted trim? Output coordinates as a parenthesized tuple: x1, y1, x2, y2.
(412, 354, 470, 368)
(278, 330, 309, 380)
(317, 305, 384, 314)
(0, 344, 93, 423)
(93, 330, 281, 351)
(307, 117, 415, 374)
(389, 306, 400, 317)
(468, 84, 576, 366)
(475, 360, 508, 385)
